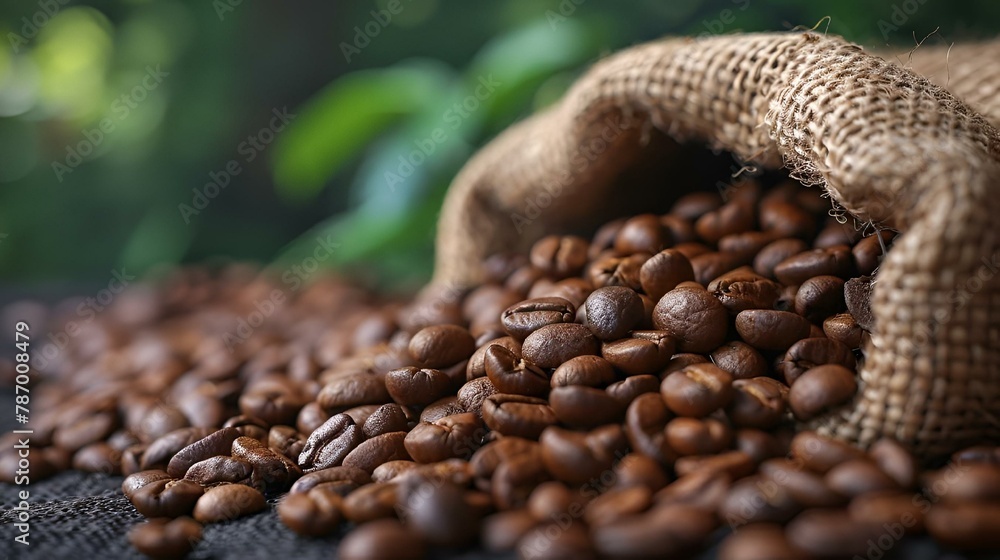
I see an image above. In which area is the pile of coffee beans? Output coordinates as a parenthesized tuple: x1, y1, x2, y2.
(4, 178, 1000, 559)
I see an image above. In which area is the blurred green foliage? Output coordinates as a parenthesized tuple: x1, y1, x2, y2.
(1, 0, 999, 292)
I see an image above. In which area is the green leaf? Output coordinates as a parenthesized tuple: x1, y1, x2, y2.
(271, 60, 452, 201)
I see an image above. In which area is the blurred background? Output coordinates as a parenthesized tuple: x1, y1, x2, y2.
(2, 0, 999, 297)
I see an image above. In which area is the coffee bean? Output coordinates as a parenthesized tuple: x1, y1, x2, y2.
(341, 481, 398, 523)
(624, 393, 676, 466)
(268, 425, 305, 460)
(467, 336, 522, 380)
(518, 522, 597, 560)
(654, 470, 730, 511)
(790, 431, 866, 474)
(296, 401, 330, 435)
(735, 309, 812, 351)
(753, 238, 808, 279)
(551, 355, 616, 388)
(665, 417, 732, 456)
(676, 450, 754, 479)
(592, 504, 717, 559)
(317, 374, 391, 412)
(788, 364, 857, 421)
(717, 523, 802, 560)
(130, 478, 204, 518)
(868, 438, 917, 489)
(726, 377, 788, 429)
(671, 191, 723, 220)
(735, 429, 785, 464)
(605, 375, 660, 407)
(278, 487, 343, 537)
(238, 389, 305, 427)
(483, 344, 550, 397)
(822, 313, 864, 349)
(774, 245, 854, 285)
(844, 275, 874, 330)
(468, 436, 538, 484)
(785, 509, 885, 557)
(719, 475, 800, 524)
(849, 491, 925, 532)
(587, 253, 646, 291)
(549, 385, 624, 428)
(696, 199, 756, 244)
(708, 268, 782, 313)
(853, 230, 894, 276)
(710, 341, 768, 379)
(540, 425, 628, 485)
(690, 251, 749, 286)
(639, 249, 695, 300)
(482, 509, 537, 552)
(500, 297, 576, 341)
(718, 231, 781, 260)
(404, 413, 483, 463)
(652, 287, 728, 352)
(778, 337, 856, 385)
(613, 453, 670, 492)
(581, 286, 644, 342)
(793, 275, 845, 323)
(339, 518, 426, 560)
(521, 323, 599, 369)
(232, 436, 301, 493)
(759, 458, 846, 508)
(759, 200, 817, 238)
(408, 324, 475, 368)
(530, 235, 589, 279)
(661, 363, 734, 417)
(362, 403, 409, 438)
(612, 214, 669, 255)
(128, 517, 202, 560)
(122, 469, 173, 500)
(53, 411, 118, 452)
(289, 465, 371, 495)
(166, 427, 241, 478)
(298, 413, 362, 472)
(491, 453, 550, 510)
(482, 394, 556, 439)
(601, 331, 675, 375)
(457, 376, 498, 416)
(183, 456, 254, 486)
(951, 445, 1000, 465)
(925, 463, 1000, 503)
(342, 431, 411, 473)
(927, 502, 1000, 550)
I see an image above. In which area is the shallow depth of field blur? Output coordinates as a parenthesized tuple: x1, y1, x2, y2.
(2, 0, 1000, 297)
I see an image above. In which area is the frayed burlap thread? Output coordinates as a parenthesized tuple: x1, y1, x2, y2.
(434, 32, 1000, 459)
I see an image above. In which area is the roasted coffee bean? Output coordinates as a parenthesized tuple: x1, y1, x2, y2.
(849, 491, 925, 532)
(671, 191, 723, 220)
(652, 286, 728, 352)
(404, 413, 483, 463)
(592, 504, 717, 559)
(823, 313, 864, 349)
(362, 403, 409, 438)
(130, 478, 204, 518)
(492, 453, 550, 510)
(606, 375, 660, 407)
(665, 417, 732, 456)
(540, 425, 628, 485)
(456, 376, 498, 416)
(122, 469, 173, 500)
(183, 456, 253, 486)
(793, 275, 845, 323)
(696, 199, 756, 244)
(521, 323, 599, 369)
(612, 453, 669, 492)
(719, 475, 800, 524)
(736, 309, 812, 351)
(661, 363, 734, 417)
(624, 393, 675, 466)
(407, 324, 475, 368)
(289, 465, 371, 495)
(483, 345, 549, 397)
(735, 429, 785, 464)
(778, 337, 856, 385)
(774, 245, 854, 285)
(505, 265, 546, 296)
(925, 463, 1000, 503)
(844, 276, 875, 330)
(467, 336, 522, 380)
(718, 231, 780, 260)
(951, 445, 1000, 465)
(655, 470, 731, 511)
(708, 268, 782, 313)
(789, 431, 865, 474)
(317, 374, 391, 412)
(717, 523, 802, 560)
(785, 509, 885, 558)
(673, 242, 712, 260)
(726, 377, 788, 429)
(238, 389, 305, 427)
(639, 249, 695, 300)
(661, 353, 710, 377)
(759, 458, 846, 508)
(339, 481, 398, 523)
(402, 480, 481, 547)
(614, 214, 670, 255)
(371, 460, 418, 483)
(548, 385, 624, 428)
(868, 438, 917, 488)
(53, 411, 118, 452)
(583, 286, 644, 341)
(759, 200, 816, 238)
(501, 297, 576, 341)
(927, 502, 1000, 550)
(121, 444, 147, 476)
(342, 431, 411, 473)
(601, 331, 675, 376)
(128, 517, 202, 560)
(232, 436, 301, 493)
(710, 341, 768, 379)
(788, 364, 857, 421)
(72, 442, 121, 474)
(469, 437, 539, 482)
(384, 367, 452, 406)
(192, 483, 266, 524)
(533, 278, 593, 309)
(753, 238, 809, 279)
(482, 510, 538, 552)
(296, 401, 330, 435)
(166, 427, 241, 478)
(482, 394, 557, 440)
(278, 486, 344, 536)
(853, 230, 895, 276)
(268, 425, 305, 460)
(588, 253, 646, 291)
(690, 251, 748, 286)
(341, 404, 383, 428)
(518, 522, 597, 560)
(530, 235, 589, 279)
(676, 450, 754, 479)
(338, 518, 426, 560)
(298, 413, 362, 472)
(551, 355, 617, 388)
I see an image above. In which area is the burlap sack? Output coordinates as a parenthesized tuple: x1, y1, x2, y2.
(432, 32, 1000, 460)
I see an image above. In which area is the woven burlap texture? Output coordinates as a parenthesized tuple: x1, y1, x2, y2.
(433, 32, 1000, 459)
(893, 39, 1000, 124)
